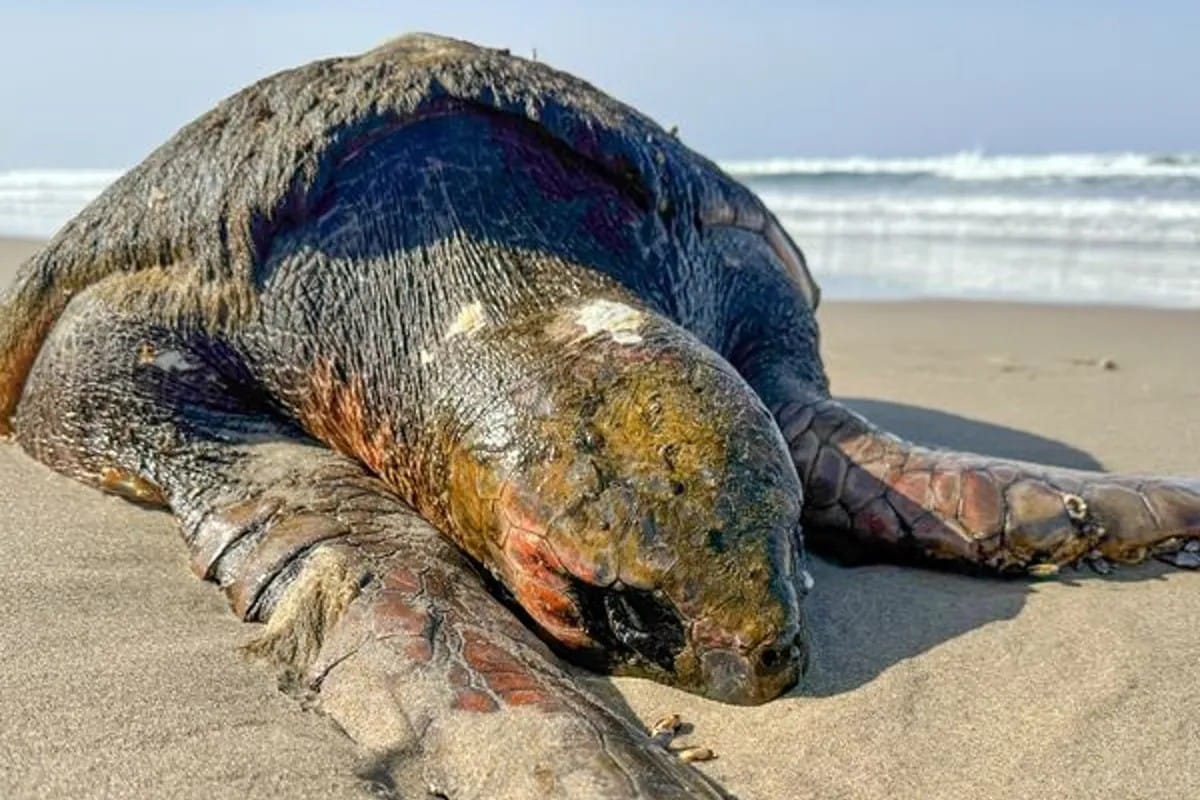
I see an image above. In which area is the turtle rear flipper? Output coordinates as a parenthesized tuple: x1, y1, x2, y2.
(13, 277, 721, 799)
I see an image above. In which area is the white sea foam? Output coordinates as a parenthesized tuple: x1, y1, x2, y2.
(722, 151, 1200, 181)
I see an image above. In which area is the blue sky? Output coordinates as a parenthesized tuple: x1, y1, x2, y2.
(1, 1, 1197, 169)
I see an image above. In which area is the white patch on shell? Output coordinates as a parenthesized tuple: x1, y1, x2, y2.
(151, 350, 197, 372)
(573, 299, 644, 345)
(418, 348, 434, 365)
(801, 570, 815, 592)
(444, 301, 488, 339)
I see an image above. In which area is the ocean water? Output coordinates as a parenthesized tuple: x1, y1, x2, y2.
(2, 152, 1198, 307)
(725, 152, 1200, 307)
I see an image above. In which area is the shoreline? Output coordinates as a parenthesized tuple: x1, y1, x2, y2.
(3, 236, 1199, 799)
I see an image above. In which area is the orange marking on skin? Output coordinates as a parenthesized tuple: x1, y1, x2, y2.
(454, 689, 500, 713)
(460, 631, 556, 708)
(381, 567, 422, 594)
(296, 360, 436, 522)
(477, 671, 540, 695)
(371, 590, 432, 639)
(516, 580, 592, 648)
(497, 482, 548, 542)
(496, 487, 572, 593)
(498, 518, 594, 649)
(541, 541, 605, 586)
(521, 580, 585, 626)
(479, 670, 542, 695)
(500, 689, 556, 708)
(461, 631, 525, 674)
(459, 631, 561, 710)
(504, 527, 569, 589)
(404, 639, 434, 663)
(500, 481, 608, 585)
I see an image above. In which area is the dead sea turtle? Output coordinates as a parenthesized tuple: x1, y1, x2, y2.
(1, 34, 1198, 799)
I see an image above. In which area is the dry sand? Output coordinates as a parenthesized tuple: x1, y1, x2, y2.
(2, 235, 1198, 799)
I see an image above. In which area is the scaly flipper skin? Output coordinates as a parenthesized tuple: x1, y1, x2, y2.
(14, 280, 723, 799)
(772, 398, 1200, 573)
(1, 31, 1198, 799)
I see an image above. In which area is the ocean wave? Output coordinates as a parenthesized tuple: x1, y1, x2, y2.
(759, 192, 1200, 246)
(721, 151, 1200, 181)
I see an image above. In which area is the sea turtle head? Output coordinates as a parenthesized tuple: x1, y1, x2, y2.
(448, 297, 810, 705)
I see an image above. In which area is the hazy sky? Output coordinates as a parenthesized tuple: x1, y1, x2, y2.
(1, 1, 1197, 170)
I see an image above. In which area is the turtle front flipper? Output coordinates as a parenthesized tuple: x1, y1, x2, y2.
(12, 277, 723, 799)
(770, 396, 1200, 573)
(199, 448, 724, 800)
(743, 347, 1200, 573)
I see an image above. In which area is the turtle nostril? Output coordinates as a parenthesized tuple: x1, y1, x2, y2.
(758, 644, 788, 672)
(757, 634, 806, 676)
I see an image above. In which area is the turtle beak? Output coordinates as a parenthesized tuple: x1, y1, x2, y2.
(699, 622, 808, 705)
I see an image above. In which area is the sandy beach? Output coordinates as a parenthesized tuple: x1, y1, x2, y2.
(2, 234, 1198, 799)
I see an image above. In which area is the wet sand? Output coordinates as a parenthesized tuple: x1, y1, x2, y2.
(3, 236, 1198, 799)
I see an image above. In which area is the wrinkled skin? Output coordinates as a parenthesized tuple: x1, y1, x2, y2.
(1, 34, 1199, 799)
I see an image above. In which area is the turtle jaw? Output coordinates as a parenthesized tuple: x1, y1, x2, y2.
(693, 618, 808, 705)
(665, 557, 810, 705)
(566, 571, 807, 705)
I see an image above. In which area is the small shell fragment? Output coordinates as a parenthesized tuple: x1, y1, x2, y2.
(649, 713, 683, 747)
(1028, 563, 1060, 578)
(678, 747, 716, 763)
(650, 713, 682, 736)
